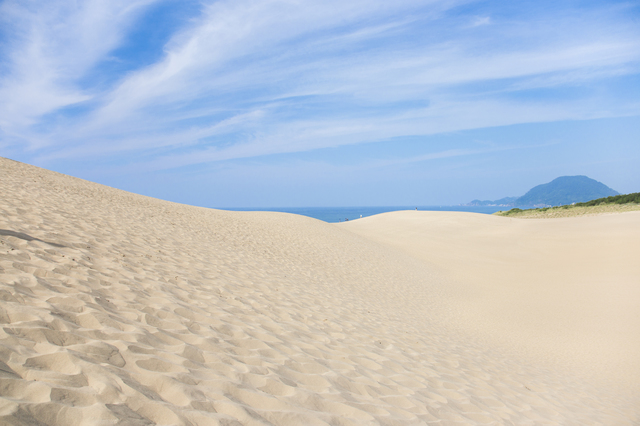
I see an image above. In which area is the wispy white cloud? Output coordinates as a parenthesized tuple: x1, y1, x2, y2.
(469, 16, 491, 27)
(1, 0, 639, 173)
(0, 0, 159, 146)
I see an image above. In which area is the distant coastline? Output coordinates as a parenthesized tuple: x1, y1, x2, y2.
(220, 205, 505, 223)
(465, 175, 619, 208)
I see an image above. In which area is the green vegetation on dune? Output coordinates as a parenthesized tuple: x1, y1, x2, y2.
(495, 192, 640, 217)
(574, 192, 640, 206)
(500, 208, 523, 215)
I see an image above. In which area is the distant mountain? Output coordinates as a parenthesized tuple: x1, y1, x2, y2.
(465, 176, 619, 208)
(515, 176, 618, 207)
(466, 196, 518, 207)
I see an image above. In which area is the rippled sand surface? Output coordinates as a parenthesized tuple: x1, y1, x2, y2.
(1, 157, 638, 425)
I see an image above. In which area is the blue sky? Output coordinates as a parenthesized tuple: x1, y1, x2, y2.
(1, 0, 639, 207)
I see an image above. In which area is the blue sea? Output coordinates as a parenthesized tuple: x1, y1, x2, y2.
(222, 205, 506, 223)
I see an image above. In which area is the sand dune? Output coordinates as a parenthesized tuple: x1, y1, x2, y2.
(342, 211, 640, 391)
(1, 157, 638, 425)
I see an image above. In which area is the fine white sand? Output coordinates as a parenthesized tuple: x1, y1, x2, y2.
(1, 156, 638, 425)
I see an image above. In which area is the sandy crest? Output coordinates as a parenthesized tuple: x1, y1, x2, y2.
(0, 157, 638, 425)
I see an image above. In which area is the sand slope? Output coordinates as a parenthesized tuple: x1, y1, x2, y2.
(342, 211, 640, 391)
(1, 157, 638, 425)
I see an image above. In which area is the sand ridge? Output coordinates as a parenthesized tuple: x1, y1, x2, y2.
(1, 157, 638, 425)
(494, 203, 640, 218)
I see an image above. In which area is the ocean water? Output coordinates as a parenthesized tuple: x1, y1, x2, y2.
(222, 205, 506, 223)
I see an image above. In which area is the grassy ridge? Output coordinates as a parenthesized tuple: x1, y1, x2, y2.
(495, 192, 640, 218)
(574, 192, 640, 206)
